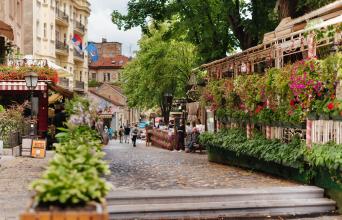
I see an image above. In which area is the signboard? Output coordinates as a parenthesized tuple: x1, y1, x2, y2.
(31, 140, 46, 158)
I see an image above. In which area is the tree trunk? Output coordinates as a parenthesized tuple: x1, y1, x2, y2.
(276, 0, 299, 20)
(160, 96, 173, 125)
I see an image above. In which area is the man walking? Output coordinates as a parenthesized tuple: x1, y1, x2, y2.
(124, 124, 131, 143)
(132, 124, 139, 147)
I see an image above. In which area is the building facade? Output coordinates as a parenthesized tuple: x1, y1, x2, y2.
(23, 0, 90, 92)
(88, 39, 128, 84)
(88, 83, 140, 131)
(89, 55, 129, 83)
(0, 0, 24, 63)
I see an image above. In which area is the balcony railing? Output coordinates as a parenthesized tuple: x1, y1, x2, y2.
(73, 50, 84, 60)
(59, 77, 69, 88)
(55, 40, 68, 53)
(56, 9, 69, 23)
(74, 80, 85, 91)
(74, 21, 85, 33)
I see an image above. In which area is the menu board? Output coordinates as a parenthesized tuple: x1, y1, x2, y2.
(31, 140, 46, 158)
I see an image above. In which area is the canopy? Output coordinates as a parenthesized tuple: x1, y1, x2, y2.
(23, 55, 73, 78)
(48, 93, 63, 105)
(0, 20, 13, 40)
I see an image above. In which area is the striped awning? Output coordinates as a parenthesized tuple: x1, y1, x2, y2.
(0, 81, 48, 91)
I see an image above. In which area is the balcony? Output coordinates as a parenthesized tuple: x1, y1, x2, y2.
(55, 40, 69, 56)
(74, 80, 85, 92)
(74, 21, 85, 35)
(58, 77, 70, 89)
(73, 50, 84, 62)
(55, 9, 69, 26)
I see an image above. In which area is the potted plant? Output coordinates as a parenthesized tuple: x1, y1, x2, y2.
(21, 97, 111, 220)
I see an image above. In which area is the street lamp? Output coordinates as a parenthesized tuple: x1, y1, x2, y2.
(24, 72, 38, 136)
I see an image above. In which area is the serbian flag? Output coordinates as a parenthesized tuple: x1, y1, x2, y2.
(72, 34, 83, 53)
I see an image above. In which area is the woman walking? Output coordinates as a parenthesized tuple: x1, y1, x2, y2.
(118, 126, 124, 143)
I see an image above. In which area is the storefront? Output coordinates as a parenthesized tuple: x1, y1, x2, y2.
(0, 80, 49, 136)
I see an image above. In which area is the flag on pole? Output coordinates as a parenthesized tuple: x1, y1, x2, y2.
(86, 43, 99, 62)
(72, 34, 83, 53)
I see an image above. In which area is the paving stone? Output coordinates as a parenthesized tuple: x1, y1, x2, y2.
(104, 140, 298, 190)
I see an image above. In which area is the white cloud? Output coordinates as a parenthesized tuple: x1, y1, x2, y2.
(88, 0, 141, 56)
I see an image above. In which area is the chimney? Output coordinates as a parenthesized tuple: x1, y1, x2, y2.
(102, 38, 107, 43)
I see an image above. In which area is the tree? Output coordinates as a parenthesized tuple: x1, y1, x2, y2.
(112, 0, 335, 62)
(122, 24, 198, 123)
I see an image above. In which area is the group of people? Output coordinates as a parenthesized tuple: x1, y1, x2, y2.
(116, 124, 140, 147)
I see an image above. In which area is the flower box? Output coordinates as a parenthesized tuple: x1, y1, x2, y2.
(20, 200, 108, 220)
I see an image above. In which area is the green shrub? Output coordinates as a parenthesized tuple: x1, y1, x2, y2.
(30, 125, 111, 206)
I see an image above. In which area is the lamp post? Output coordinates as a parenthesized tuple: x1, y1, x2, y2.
(24, 72, 38, 136)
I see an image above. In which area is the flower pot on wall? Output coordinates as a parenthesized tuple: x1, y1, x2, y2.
(21, 202, 108, 220)
(319, 114, 330, 120)
(307, 112, 318, 120)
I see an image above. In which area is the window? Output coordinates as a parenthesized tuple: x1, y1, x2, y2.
(79, 14, 82, 24)
(50, 24, 54, 40)
(50, 0, 54, 7)
(43, 23, 47, 38)
(36, 20, 40, 37)
(63, 3, 66, 14)
(69, 5, 72, 18)
(107, 73, 111, 81)
(92, 72, 96, 80)
(80, 71, 82, 81)
(55, 30, 60, 41)
(63, 33, 66, 45)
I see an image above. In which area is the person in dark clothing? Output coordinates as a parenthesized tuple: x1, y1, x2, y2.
(177, 121, 185, 151)
(131, 124, 139, 147)
(54, 106, 66, 133)
(124, 125, 131, 143)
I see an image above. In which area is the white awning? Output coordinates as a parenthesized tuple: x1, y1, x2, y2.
(0, 80, 47, 91)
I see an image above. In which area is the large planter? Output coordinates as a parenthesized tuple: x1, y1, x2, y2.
(20, 202, 108, 220)
(206, 144, 342, 212)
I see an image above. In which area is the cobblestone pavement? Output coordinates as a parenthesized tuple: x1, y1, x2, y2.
(104, 140, 298, 190)
(0, 153, 52, 220)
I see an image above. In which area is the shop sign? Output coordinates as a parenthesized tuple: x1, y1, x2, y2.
(31, 140, 47, 158)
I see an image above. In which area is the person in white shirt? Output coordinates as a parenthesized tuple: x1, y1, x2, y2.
(196, 119, 205, 133)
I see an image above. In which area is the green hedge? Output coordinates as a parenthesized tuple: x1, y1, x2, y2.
(199, 129, 342, 211)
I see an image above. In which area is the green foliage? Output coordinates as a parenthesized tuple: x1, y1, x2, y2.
(200, 129, 342, 182)
(122, 23, 198, 113)
(306, 143, 342, 171)
(88, 80, 102, 88)
(112, 0, 334, 62)
(199, 129, 306, 168)
(0, 104, 26, 147)
(30, 126, 111, 206)
(64, 95, 90, 116)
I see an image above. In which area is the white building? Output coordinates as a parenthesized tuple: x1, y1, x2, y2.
(23, 0, 90, 93)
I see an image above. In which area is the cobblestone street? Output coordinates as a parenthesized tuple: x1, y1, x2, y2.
(104, 140, 299, 190)
(0, 153, 52, 220)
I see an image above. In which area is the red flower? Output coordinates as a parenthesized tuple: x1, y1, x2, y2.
(290, 100, 295, 106)
(255, 105, 263, 114)
(327, 102, 334, 110)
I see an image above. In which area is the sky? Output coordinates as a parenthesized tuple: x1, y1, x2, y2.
(88, 0, 141, 57)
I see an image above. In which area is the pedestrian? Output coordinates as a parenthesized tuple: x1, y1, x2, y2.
(131, 124, 139, 147)
(186, 121, 199, 153)
(177, 121, 185, 152)
(118, 126, 124, 143)
(124, 124, 131, 143)
(108, 127, 113, 140)
(196, 119, 205, 133)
